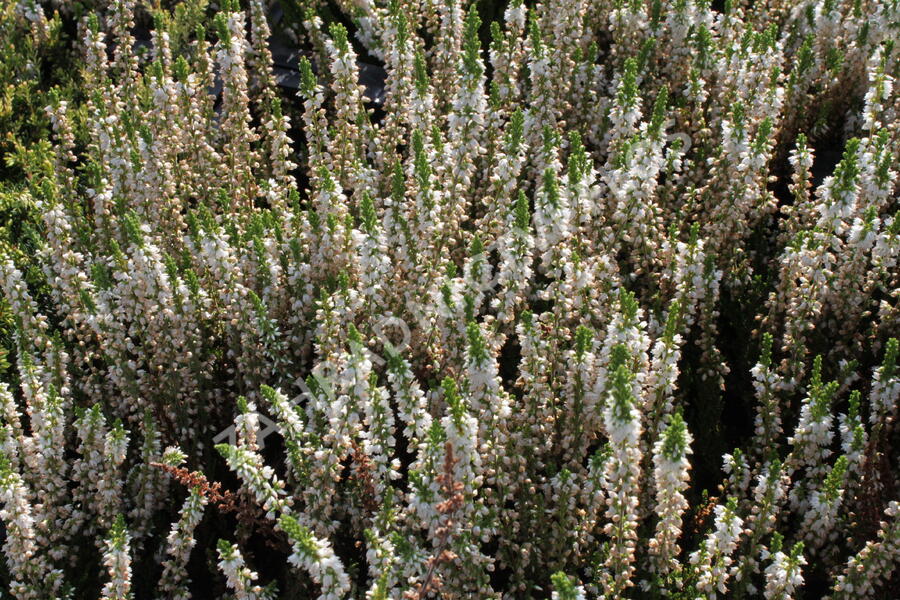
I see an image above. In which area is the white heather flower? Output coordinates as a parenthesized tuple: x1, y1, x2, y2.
(599, 361, 642, 597)
(280, 514, 350, 600)
(827, 502, 900, 600)
(159, 487, 208, 600)
(650, 412, 692, 574)
(217, 540, 274, 600)
(690, 498, 745, 598)
(763, 538, 806, 600)
(551, 571, 586, 600)
(101, 516, 133, 600)
(869, 338, 899, 427)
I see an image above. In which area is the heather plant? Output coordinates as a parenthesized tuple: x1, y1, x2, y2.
(0, 0, 899, 598)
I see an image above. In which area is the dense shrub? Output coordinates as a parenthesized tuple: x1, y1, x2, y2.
(0, 0, 899, 598)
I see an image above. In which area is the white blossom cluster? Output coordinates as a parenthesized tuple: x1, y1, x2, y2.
(1, 0, 899, 598)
